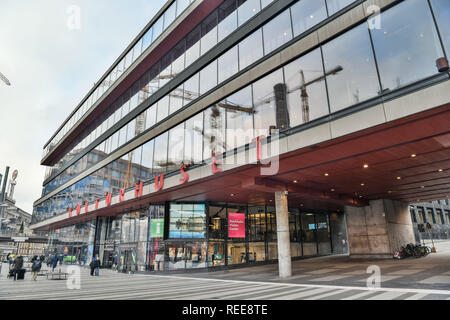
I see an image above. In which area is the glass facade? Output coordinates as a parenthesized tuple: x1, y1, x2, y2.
(46, 203, 335, 272)
(36, 0, 450, 224)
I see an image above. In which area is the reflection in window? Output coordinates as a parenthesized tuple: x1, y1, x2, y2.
(144, 106, 157, 131)
(431, 0, 450, 56)
(140, 139, 154, 181)
(183, 73, 199, 106)
(253, 69, 284, 132)
(301, 213, 317, 256)
(153, 132, 168, 174)
(199, 60, 218, 95)
(201, 11, 218, 56)
(322, 23, 380, 112)
(167, 123, 185, 172)
(263, 9, 293, 55)
(157, 96, 170, 122)
(237, 0, 261, 27)
(184, 113, 203, 165)
(239, 29, 264, 70)
(291, 0, 327, 37)
(169, 85, 184, 114)
(218, 45, 239, 84)
(185, 26, 201, 67)
(218, 0, 238, 42)
(371, 0, 443, 91)
(224, 86, 254, 150)
(203, 105, 226, 160)
(284, 48, 329, 126)
(326, 0, 354, 16)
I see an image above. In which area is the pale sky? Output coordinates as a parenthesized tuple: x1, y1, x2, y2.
(0, 0, 167, 213)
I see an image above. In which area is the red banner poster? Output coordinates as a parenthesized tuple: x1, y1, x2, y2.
(228, 213, 246, 238)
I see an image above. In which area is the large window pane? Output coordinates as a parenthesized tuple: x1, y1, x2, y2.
(263, 9, 293, 55)
(157, 96, 170, 122)
(224, 86, 254, 150)
(253, 69, 284, 132)
(284, 48, 329, 126)
(183, 73, 199, 106)
(291, 0, 327, 37)
(163, 2, 177, 30)
(239, 29, 264, 70)
(184, 113, 203, 165)
(199, 60, 218, 95)
(144, 106, 157, 130)
(141, 139, 154, 181)
(169, 85, 184, 114)
(185, 26, 201, 67)
(371, 0, 444, 91)
(218, 0, 238, 42)
(203, 105, 226, 160)
(301, 213, 317, 256)
(167, 123, 185, 172)
(153, 132, 168, 174)
(152, 17, 164, 42)
(431, 0, 450, 56)
(326, 0, 354, 16)
(201, 12, 218, 55)
(218, 45, 239, 83)
(322, 23, 380, 112)
(237, 0, 261, 27)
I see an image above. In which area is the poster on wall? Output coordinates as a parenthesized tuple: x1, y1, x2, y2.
(150, 219, 164, 238)
(228, 213, 246, 238)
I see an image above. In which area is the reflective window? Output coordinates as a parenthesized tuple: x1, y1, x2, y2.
(371, 0, 444, 91)
(177, 0, 191, 16)
(290, 0, 327, 37)
(171, 40, 186, 76)
(118, 125, 128, 147)
(252, 69, 284, 132)
(218, 0, 238, 42)
(203, 105, 226, 160)
(169, 85, 184, 114)
(262, 9, 293, 55)
(239, 29, 264, 70)
(431, 0, 450, 56)
(167, 123, 185, 172)
(153, 132, 168, 174)
(152, 16, 164, 42)
(144, 106, 157, 130)
(141, 140, 154, 181)
(326, 0, 354, 16)
(301, 213, 317, 256)
(163, 2, 177, 30)
(284, 48, 329, 127)
(183, 73, 200, 106)
(199, 60, 218, 95)
(322, 23, 380, 112)
(185, 26, 201, 67)
(201, 11, 218, 56)
(218, 45, 239, 84)
(237, 0, 261, 27)
(184, 113, 204, 165)
(157, 96, 170, 122)
(224, 86, 254, 150)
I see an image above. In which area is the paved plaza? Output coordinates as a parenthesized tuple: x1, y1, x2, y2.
(1, 240, 450, 300)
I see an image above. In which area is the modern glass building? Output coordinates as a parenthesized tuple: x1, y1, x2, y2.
(32, 0, 450, 273)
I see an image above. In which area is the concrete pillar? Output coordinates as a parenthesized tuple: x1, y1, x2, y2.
(274, 191, 291, 278)
(345, 199, 415, 258)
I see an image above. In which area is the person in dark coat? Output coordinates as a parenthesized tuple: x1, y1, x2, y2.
(12, 255, 24, 281)
(51, 253, 59, 272)
(31, 258, 42, 281)
(39, 255, 45, 263)
(89, 257, 100, 276)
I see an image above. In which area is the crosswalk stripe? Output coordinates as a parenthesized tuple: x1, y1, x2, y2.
(341, 290, 382, 300)
(405, 293, 429, 300)
(272, 287, 334, 300)
(305, 289, 349, 300)
(366, 291, 408, 300)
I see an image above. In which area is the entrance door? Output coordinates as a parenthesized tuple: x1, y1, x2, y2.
(120, 247, 137, 273)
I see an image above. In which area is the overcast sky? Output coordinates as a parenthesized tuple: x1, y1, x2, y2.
(0, 0, 167, 213)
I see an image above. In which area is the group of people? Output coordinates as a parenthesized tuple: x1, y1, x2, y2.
(3, 251, 102, 281)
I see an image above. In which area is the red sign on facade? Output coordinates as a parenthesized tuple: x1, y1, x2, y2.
(228, 213, 246, 238)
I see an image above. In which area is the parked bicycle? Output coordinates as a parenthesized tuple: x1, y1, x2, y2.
(394, 243, 431, 259)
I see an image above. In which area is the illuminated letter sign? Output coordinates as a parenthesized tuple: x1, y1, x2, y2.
(155, 174, 164, 191)
(212, 153, 222, 174)
(228, 213, 246, 238)
(119, 189, 125, 202)
(135, 182, 143, 198)
(180, 164, 189, 184)
(105, 193, 112, 206)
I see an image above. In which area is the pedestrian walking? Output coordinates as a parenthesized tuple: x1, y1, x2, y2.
(31, 258, 42, 281)
(11, 255, 24, 281)
(51, 253, 59, 272)
(89, 257, 100, 276)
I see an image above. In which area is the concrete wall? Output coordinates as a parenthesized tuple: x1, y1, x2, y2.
(330, 212, 349, 255)
(345, 199, 415, 258)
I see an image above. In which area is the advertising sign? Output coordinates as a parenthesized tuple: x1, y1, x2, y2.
(228, 213, 246, 238)
(150, 219, 164, 238)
